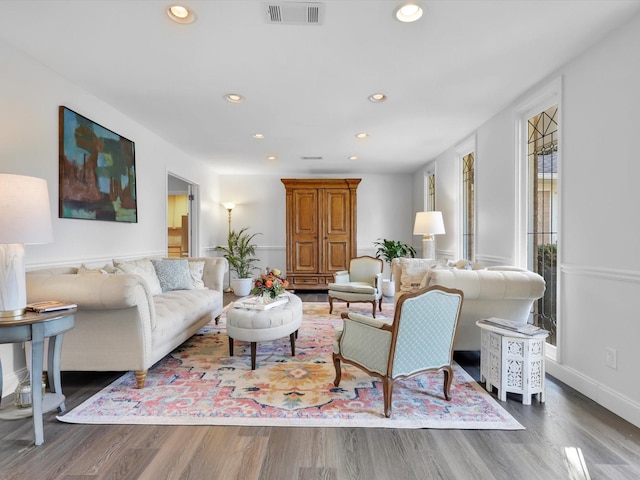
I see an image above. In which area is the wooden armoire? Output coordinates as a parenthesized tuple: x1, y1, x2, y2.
(281, 178, 361, 290)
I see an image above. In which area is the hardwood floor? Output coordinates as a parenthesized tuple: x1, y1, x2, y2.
(1, 292, 639, 479)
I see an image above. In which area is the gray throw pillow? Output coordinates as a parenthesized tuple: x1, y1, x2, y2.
(151, 259, 193, 292)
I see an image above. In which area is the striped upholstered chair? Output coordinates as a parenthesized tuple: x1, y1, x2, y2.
(333, 285, 464, 417)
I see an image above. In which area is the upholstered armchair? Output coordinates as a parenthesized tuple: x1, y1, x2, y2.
(328, 256, 383, 318)
(333, 285, 464, 417)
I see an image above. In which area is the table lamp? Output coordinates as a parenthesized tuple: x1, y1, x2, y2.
(0, 174, 54, 317)
(413, 211, 445, 259)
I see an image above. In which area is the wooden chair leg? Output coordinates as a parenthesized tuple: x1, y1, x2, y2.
(290, 332, 296, 356)
(228, 337, 234, 356)
(378, 298, 382, 312)
(383, 377, 393, 418)
(333, 355, 342, 386)
(328, 296, 333, 314)
(443, 366, 453, 400)
(371, 301, 376, 318)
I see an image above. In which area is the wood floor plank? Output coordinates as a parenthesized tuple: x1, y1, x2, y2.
(298, 466, 337, 480)
(135, 426, 208, 480)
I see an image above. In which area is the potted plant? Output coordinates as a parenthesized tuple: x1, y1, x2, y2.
(217, 227, 261, 296)
(373, 238, 417, 297)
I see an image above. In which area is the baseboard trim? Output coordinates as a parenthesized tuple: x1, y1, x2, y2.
(547, 360, 640, 429)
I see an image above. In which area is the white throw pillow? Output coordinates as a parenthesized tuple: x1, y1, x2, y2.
(77, 263, 122, 275)
(188, 260, 206, 289)
(113, 258, 163, 295)
(399, 258, 438, 293)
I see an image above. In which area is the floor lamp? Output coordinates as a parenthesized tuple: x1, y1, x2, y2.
(413, 211, 445, 260)
(0, 174, 54, 316)
(222, 202, 235, 293)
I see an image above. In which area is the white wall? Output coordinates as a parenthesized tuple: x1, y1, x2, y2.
(218, 174, 415, 280)
(422, 13, 640, 427)
(0, 40, 222, 397)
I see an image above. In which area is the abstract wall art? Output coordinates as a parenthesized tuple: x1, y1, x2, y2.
(58, 106, 137, 222)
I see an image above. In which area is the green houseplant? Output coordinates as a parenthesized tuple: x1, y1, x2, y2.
(373, 238, 417, 297)
(217, 227, 261, 296)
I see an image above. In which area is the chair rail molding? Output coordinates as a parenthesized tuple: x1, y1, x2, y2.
(475, 254, 513, 267)
(562, 264, 640, 284)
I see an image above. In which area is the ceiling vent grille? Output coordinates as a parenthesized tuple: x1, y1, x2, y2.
(301, 156, 323, 160)
(265, 3, 323, 25)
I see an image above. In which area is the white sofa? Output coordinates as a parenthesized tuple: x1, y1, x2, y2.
(26, 256, 227, 388)
(391, 258, 546, 350)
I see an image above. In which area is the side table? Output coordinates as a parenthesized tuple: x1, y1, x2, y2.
(476, 319, 548, 405)
(0, 309, 75, 445)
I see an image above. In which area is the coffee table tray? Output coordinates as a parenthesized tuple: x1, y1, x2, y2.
(233, 296, 289, 311)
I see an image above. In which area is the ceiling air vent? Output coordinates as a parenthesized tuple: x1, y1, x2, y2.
(265, 2, 323, 25)
(301, 156, 323, 160)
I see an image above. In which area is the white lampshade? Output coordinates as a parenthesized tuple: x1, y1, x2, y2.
(0, 174, 53, 244)
(413, 211, 445, 236)
(0, 174, 53, 316)
(222, 202, 235, 211)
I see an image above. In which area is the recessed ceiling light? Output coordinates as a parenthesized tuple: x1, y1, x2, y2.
(167, 5, 196, 24)
(368, 93, 387, 102)
(225, 94, 244, 103)
(394, 3, 423, 23)
(267, 155, 277, 161)
(355, 132, 369, 139)
(349, 156, 359, 160)
(252, 133, 265, 139)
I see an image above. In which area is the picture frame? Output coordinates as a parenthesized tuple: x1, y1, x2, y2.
(58, 106, 137, 222)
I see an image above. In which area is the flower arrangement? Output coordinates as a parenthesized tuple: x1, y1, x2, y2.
(252, 268, 289, 299)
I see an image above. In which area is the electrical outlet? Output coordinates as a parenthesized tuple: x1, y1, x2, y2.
(606, 348, 617, 369)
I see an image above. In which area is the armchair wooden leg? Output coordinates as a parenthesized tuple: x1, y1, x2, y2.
(371, 301, 376, 318)
(328, 296, 334, 314)
(135, 370, 148, 389)
(378, 298, 382, 312)
(443, 366, 453, 401)
(383, 377, 393, 418)
(333, 355, 342, 386)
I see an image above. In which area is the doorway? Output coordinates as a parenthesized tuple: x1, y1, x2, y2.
(167, 173, 197, 257)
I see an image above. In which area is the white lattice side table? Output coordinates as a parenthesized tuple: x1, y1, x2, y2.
(477, 320, 549, 405)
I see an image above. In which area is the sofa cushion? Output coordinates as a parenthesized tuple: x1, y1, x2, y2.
(152, 288, 222, 346)
(114, 258, 162, 295)
(152, 259, 193, 292)
(188, 260, 206, 289)
(328, 282, 376, 294)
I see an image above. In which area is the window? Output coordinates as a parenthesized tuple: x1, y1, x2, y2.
(428, 172, 436, 211)
(462, 152, 475, 261)
(527, 104, 558, 346)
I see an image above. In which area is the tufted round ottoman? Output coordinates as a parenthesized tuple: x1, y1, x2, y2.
(226, 293, 303, 369)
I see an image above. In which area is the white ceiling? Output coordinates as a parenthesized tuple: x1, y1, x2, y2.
(1, 1, 639, 175)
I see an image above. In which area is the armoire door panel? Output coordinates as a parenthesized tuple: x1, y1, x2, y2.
(324, 190, 349, 235)
(294, 241, 318, 272)
(292, 190, 318, 236)
(325, 241, 349, 272)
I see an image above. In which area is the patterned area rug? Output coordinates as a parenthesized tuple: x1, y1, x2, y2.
(58, 302, 523, 429)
